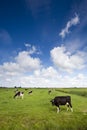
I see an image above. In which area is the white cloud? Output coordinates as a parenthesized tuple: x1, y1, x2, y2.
(0, 65, 87, 88)
(24, 43, 41, 55)
(0, 48, 42, 78)
(34, 66, 61, 79)
(0, 45, 87, 88)
(15, 51, 41, 71)
(0, 59, 87, 88)
(24, 43, 36, 54)
(2, 62, 20, 72)
(24, 43, 31, 48)
(50, 45, 86, 73)
(59, 14, 80, 38)
(65, 38, 86, 54)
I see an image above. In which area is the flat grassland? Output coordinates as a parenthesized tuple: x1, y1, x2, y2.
(0, 87, 87, 130)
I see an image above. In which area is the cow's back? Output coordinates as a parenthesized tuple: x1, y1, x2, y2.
(54, 96, 71, 105)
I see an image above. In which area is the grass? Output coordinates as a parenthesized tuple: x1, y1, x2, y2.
(56, 88, 87, 97)
(0, 87, 87, 130)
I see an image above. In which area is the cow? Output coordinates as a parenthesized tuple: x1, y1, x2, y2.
(48, 90, 52, 94)
(28, 90, 32, 94)
(25, 88, 28, 91)
(50, 96, 73, 113)
(14, 91, 24, 99)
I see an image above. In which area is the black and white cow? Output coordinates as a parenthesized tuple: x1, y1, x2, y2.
(14, 91, 24, 99)
(50, 96, 73, 113)
(28, 90, 33, 94)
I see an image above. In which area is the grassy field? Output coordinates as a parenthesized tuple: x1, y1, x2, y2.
(0, 87, 87, 130)
(56, 88, 87, 97)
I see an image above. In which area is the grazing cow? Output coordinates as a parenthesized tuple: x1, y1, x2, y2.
(28, 90, 32, 94)
(50, 96, 73, 113)
(48, 90, 52, 94)
(25, 88, 28, 91)
(14, 91, 24, 99)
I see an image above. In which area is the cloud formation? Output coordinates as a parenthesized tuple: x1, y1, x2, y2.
(0, 64, 86, 88)
(0, 44, 87, 88)
(0, 46, 42, 77)
(24, 43, 41, 54)
(59, 14, 80, 38)
(50, 45, 86, 72)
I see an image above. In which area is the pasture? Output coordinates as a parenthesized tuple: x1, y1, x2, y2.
(0, 87, 87, 130)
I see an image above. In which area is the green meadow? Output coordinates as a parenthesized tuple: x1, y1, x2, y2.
(0, 87, 87, 130)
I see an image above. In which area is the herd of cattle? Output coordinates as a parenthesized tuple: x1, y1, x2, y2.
(13, 89, 73, 113)
(14, 90, 33, 99)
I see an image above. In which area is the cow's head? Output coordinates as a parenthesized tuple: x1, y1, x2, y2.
(50, 99, 55, 105)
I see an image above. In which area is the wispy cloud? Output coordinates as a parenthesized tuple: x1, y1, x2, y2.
(59, 14, 80, 38)
(24, 43, 42, 54)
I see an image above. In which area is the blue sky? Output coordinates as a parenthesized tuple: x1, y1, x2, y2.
(0, 0, 87, 87)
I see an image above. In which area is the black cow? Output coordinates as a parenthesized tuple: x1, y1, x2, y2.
(50, 96, 73, 113)
(48, 90, 52, 94)
(28, 90, 32, 94)
(14, 91, 24, 99)
(25, 88, 28, 91)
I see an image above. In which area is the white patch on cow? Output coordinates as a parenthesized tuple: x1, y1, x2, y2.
(20, 93, 24, 99)
(66, 102, 69, 105)
(66, 102, 69, 111)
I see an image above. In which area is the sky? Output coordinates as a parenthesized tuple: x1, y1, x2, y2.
(0, 0, 87, 88)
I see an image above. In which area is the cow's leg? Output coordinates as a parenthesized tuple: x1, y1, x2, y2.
(57, 106, 60, 113)
(66, 102, 69, 111)
(22, 95, 24, 99)
(70, 105, 73, 112)
(69, 102, 73, 112)
(70, 106, 73, 112)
